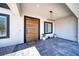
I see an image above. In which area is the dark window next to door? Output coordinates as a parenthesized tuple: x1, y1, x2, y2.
(44, 22, 53, 34)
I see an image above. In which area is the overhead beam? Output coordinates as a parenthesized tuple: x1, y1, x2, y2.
(7, 3, 21, 16)
(66, 3, 79, 18)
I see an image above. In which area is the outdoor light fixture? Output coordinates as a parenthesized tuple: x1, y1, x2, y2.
(47, 10, 55, 21)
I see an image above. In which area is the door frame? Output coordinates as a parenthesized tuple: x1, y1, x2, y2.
(24, 16, 40, 43)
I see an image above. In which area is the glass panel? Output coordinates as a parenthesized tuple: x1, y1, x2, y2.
(45, 23, 48, 33)
(48, 23, 51, 33)
(44, 22, 52, 34)
(0, 16, 7, 37)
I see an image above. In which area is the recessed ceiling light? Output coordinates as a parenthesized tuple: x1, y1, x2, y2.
(37, 4, 39, 7)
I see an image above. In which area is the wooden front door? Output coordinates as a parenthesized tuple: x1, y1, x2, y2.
(24, 16, 40, 43)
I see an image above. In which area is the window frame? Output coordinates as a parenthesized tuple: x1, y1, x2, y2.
(44, 21, 53, 34)
(0, 13, 10, 39)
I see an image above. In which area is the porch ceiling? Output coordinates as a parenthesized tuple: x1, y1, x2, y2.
(21, 3, 74, 20)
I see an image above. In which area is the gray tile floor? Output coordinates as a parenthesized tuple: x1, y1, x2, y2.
(0, 37, 79, 56)
(36, 38, 79, 56)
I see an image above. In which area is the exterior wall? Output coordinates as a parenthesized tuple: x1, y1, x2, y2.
(0, 7, 54, 48)
(55, 15, 78, 41)
(0, 8, 24, 47)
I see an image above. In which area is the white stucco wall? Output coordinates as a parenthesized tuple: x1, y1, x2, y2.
(0, 8, 24, 47)
(55, 15, 78, 41)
